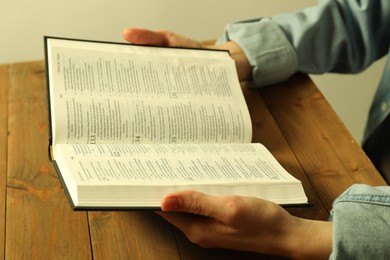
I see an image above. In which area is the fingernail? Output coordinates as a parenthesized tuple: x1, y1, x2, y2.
(162, 196, 180, 211)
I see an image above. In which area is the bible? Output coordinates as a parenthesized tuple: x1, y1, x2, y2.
(44, 36, 308, 210)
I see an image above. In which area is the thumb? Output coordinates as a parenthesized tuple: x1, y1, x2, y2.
(122, 28, 203, 48)
(161, 190, 227, 220)
(122, 28, 169, 46)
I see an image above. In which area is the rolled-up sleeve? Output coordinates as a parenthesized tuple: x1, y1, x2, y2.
(217, 18, 297, 87)
(329, 184, 390, 259)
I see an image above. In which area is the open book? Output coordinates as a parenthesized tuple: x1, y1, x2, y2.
(44, 36, 308, 210)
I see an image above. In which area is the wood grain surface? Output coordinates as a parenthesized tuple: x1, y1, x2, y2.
(1, 60, 385, 259)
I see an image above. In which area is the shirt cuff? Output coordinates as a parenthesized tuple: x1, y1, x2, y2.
(329, 184, 390, 259)
(218, 18, 298, 87)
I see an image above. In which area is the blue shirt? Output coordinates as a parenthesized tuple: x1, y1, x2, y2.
(218, 0, 390, 258)
(218, 0, 390, 141)
(330, 184, 390, 259)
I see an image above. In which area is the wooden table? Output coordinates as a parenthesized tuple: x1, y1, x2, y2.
(0, 60, 386, 259)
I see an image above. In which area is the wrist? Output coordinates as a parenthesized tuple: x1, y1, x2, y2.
(279, 217, 332, 259)
(205, 41, 252, 82)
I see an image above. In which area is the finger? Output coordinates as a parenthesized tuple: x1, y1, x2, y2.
(161, 190, 230, 220)
(156, 211, 204, 230)
(122, 28, 168, 46)
(156, 210, 222, 247)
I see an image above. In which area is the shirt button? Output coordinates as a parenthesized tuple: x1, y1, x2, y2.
(381, 102, 388, 112)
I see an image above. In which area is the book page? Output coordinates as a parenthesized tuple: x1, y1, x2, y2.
(46, 38, 252, 147)
(54, 143, 299, 186)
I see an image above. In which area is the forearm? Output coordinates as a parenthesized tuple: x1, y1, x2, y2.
(219, 0, 390, 82)
(272, 0, 390, 74)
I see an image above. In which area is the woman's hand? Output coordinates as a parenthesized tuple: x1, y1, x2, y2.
(122, 28, 203, 48)
(157, 190, 332, 259)
(122, 28, 252, 82)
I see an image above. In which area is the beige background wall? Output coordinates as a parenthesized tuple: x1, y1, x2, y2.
(0, 0, 384, 143)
